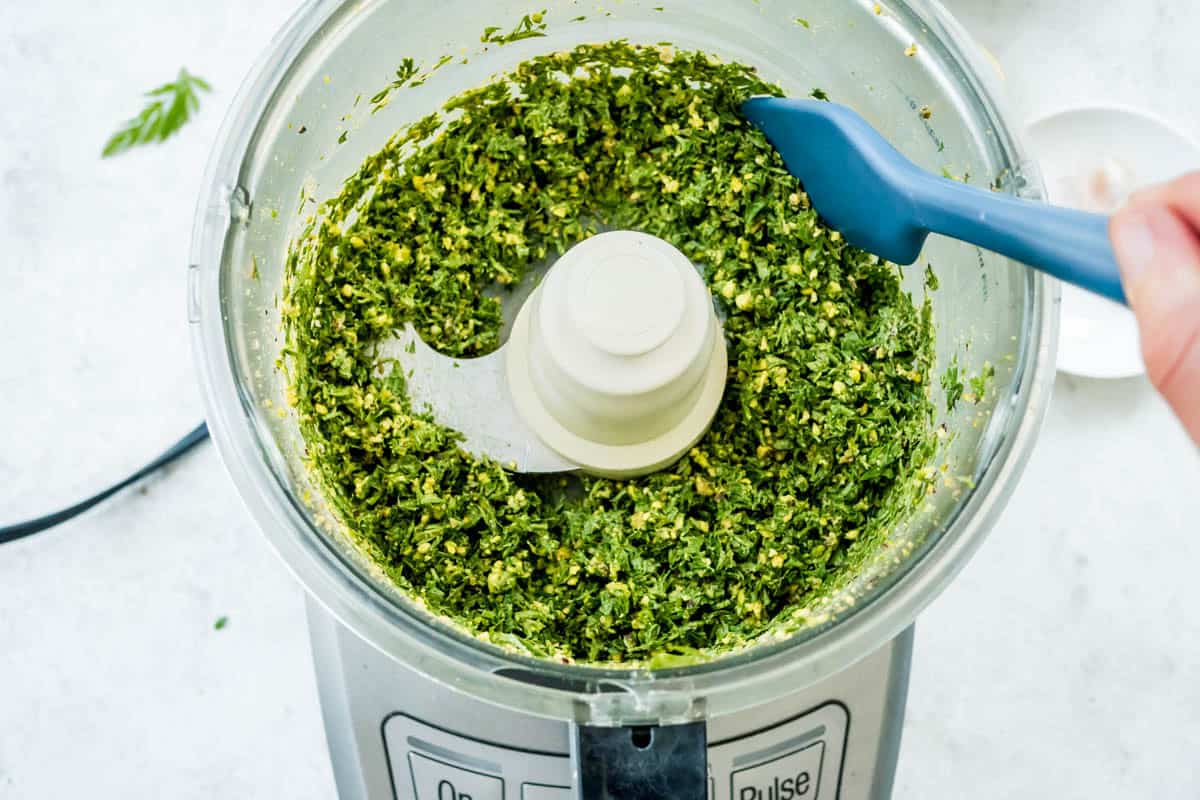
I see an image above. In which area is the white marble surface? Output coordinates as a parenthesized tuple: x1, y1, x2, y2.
(1, 1, 1197, 798)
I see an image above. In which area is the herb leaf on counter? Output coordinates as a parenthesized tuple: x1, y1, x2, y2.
(102, 68, 211, 158)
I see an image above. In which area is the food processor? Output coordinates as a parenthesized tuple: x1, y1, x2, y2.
(188, 1, 1059, 797)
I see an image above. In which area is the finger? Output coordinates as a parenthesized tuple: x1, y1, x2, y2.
(1110, 205, 1200, 444)
(1125, 171, 1200, 231)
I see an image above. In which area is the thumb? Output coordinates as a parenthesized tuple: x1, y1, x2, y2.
(1110, 205, 1200, 444)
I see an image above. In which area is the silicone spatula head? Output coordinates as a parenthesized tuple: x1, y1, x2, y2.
(741, 96, 930, 264)
(741, 96, 1128, 305)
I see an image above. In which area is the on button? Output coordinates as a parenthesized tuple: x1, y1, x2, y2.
(408, 751, 504, 800)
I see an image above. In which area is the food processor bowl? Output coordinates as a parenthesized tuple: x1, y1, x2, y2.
(190, 0, 1058, 728)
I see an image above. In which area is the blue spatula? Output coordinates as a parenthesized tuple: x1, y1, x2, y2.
(741, 97, 1126, 305)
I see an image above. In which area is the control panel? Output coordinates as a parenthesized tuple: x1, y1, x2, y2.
(383, 703, 847, 799)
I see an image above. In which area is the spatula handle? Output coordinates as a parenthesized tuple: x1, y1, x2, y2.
(912, 174, 1127, 305)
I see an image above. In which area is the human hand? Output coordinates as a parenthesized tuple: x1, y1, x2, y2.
(1109, 172, 1200, 445)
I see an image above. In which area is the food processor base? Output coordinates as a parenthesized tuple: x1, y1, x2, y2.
(306, 595, 912, 800)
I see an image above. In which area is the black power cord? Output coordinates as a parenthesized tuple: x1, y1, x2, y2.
(0, 423, 210, 545)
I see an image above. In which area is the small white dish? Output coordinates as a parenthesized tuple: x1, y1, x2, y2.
(1025, 105, 1200, 379)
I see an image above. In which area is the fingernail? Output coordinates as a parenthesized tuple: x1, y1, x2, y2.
(1111, 211, 1156, 282)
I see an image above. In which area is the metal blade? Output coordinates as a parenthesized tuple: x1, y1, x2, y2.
(376, 324, 577, 474)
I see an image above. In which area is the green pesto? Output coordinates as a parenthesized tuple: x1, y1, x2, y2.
(283, 42, 938, 665)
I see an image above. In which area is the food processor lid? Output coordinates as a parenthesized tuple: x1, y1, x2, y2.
(189, 0, 1060, 726)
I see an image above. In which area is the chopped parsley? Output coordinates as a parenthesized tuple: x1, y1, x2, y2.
(941, 355, 964, 412)
(481, 11, 548, 44)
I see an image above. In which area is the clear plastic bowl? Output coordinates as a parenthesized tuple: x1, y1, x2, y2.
(189, 0, 1059, 725)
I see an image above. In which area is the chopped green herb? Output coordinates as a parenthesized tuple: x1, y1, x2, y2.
(395, 58, 419, 83)
(810, 88, 830, 101)
(284, 41, 939, 665)
(102, 68, 210, 157)
(481, 11, 548, 44)
(924, 264, 938, 291)
(968, 361, 995, 402)
(941, 355, 963, 412)
(214, 616, 229, 631)
(369, 58, 422, 112)
(795, 17, 811, 28)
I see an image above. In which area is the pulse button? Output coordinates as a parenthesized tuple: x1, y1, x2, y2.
(729, 740, 825, 800)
